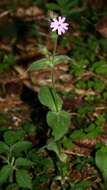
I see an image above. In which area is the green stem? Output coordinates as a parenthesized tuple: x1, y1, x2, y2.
(51, 66, 55, 90)
(50, 88, 58, 112)
(62, 185, 66, 190)
(51, 35, 58, 90)
(9, 169, 13, 183)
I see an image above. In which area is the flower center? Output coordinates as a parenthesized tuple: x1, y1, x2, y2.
(58, 23, 61, 27)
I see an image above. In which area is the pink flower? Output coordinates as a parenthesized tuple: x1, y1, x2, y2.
(50, 16, 69, 35)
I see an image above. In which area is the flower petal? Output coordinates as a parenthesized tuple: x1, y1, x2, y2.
(50, 16, 69, 35)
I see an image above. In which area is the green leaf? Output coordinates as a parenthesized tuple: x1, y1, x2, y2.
(62, 137, 74, 149)
(0, 54, 16, 72)
(21, 123, 36, 135)
(70, 129, 85, 141)
(57, 0, 69, 6)
(93, 79, 105, 92)
(0, 141, 9, 154)
(78, 104, 94, 115)
(46, 3, 60, 10)
(85, 124, 102, 138)
(95, 146, 107, 183)
(38, 86, 63, 112)
(92, 60, 107, 75)
(0, 165, 12, 184)
(12, 141, 32, 153)
(28, 58, 50, 71)
(15, 158, 33, 168)
(47, 111, 70, 141)
(75, 180, 91, 190)
(52, 55, 70, 66)
(95, 115, 105, 126)
(47, 141, 67, 162)
(5, 183, 19, 190)
(100, 39, 107, 52)
(16, 169, 32, 189)
(28, 55, 70, 71)
(4, 130, 25, 145)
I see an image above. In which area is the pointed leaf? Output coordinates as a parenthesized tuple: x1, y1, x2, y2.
(38, 86, 63, 111)
(47, 141, 67, 162)
(52, 55, 70, 66)
(47, 111, 70, 141)
(28, 58, 50, 71)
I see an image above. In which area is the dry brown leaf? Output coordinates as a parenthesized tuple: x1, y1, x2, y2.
(96, 17, 107, 38)
(88, 0, 106, 9)
(15, 6, 44, 18)
(64, 144, 91, 157)
(75, 139, 97, 148)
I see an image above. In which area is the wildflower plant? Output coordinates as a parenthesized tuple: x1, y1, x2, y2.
(29, 17, 71, 188)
